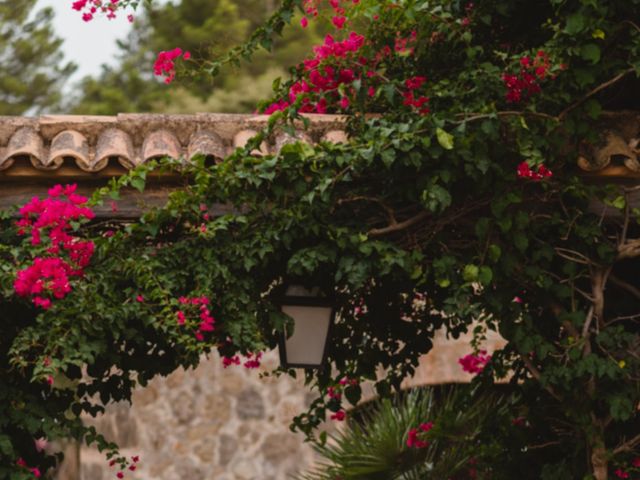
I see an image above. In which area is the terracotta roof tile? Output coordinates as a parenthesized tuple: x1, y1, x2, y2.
(0, 113, 348, 175)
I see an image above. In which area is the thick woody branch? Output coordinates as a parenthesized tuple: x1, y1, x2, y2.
(555, 247, 591, 265)
(590, 267, 611, 330)
(368, 211, 430, 237)
(617, 239, 640, 260)
(613, 432, 640, 455)
(558, 68, 635, 120)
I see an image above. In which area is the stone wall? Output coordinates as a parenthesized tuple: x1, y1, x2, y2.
(55, 329, 505, 480)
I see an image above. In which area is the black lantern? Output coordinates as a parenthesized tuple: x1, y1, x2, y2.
(278, 285, 335, 369)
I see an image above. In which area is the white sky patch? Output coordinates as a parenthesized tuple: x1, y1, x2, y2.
(38, 0, 134, 81)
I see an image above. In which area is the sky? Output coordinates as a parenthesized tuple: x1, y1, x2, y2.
(38, 0, 135, 82)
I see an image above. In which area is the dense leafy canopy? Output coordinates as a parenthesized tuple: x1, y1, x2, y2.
(2, 0, 640, 479)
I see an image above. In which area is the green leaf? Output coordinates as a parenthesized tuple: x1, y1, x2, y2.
(421, 184, 452, 212)
(488, 244, 502, 263)
(344, 384, 362, 405)
(564, 13, 585, 34)
(478, 266, 493, 286)
(612, 196, 626, 210)
(131, 177, 146, 193)
(0, 434, 13, 455)
(380, 149, 396, 167)
(580, 43, 601, 64)
(436, 128, 455, 150)
(514, 233, 529, 253)
(463, 264, 479, 282)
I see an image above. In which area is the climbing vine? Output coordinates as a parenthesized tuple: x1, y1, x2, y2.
(2, 0, 640, 478)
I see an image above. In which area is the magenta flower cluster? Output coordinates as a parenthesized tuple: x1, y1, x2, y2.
(263, 10, 429, 117)
(406, 421, 434, 448)
(458, 350, 491, 374)
(14, 184, 95, 309)
(325, 377, 359, 422)
(516, 161, 553, 181)
(71, 0, 132, 22)
(502, 51, 552, 104)
(176, 295, 215, 341)
(16, 458, 40, 478)
(222, 351, 263, 369)
(153, 48, 191, 84)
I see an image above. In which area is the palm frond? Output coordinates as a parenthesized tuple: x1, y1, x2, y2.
(298, 384, 513, 480)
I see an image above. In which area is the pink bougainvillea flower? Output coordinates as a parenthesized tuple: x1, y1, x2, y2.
(614, 469, 629, 479)
(300, 16, 309, 28)
(243, 351, 263, 369)
(330, 410, 346, 421)
(503, 51, 553, 103)
(34, 437, 48, 452)
(407, 422, 433, 448)
(458, 350, 491, 374)
(332, 15, 347, 29)
(222, 355, 241, 368)
(136, 295, 144, 303)
(404, 76, 427, 90)
(327, 386, 342, 400)
(517, 161, 553, 180)
(511, 417, 526, 426)
(153, 48, 190, 84)
(339, 377, 359, 386)
(632, 457, 640, 467)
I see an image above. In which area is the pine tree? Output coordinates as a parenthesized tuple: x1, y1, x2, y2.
(0, 0, 76, 114)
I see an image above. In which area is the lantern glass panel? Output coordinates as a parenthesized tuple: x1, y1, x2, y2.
(281, 304, 332, 366)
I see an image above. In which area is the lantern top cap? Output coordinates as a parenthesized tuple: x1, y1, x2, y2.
(285, 285, 323, 297)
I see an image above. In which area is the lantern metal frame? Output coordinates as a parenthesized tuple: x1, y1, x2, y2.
(277, 287, 336, 370)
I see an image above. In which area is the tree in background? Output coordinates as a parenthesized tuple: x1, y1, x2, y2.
(0, 0, 75, 115)
(70, 0, 326, 114)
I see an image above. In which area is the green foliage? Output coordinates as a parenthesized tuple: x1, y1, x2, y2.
(301, 386, 519, 480)
(0, 0, 75, 114)
(71, 0, 326, 113)
(3, 0, 640, 478)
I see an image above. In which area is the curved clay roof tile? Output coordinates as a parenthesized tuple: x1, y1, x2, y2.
(48, 130, 90, 171)
(141, 129, 182, 162)
(96, 128, 136, 170)
(2, 127, 45, 170)
(187, 130, 226, 162)
(322, 130, 348, 144)
(274, 131, 313, 154)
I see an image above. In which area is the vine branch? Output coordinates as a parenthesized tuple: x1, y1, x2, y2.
(558, 68, 635, 120)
